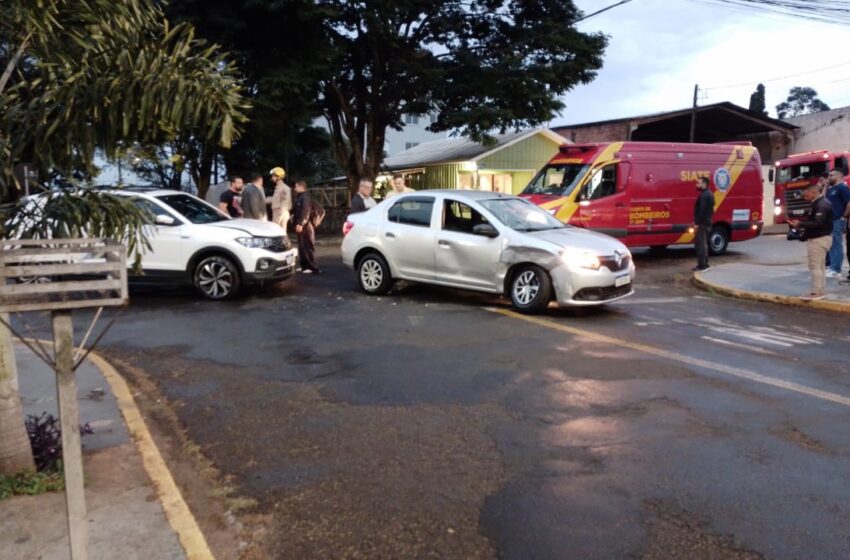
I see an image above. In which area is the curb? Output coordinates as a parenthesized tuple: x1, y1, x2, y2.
(85, 350, 215, 560)
(693, 272, 850, 315)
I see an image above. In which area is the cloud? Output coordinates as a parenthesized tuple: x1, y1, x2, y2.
(555, 0, 850, 124)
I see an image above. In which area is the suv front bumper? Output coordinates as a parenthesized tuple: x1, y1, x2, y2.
(244, 249, 298, 285)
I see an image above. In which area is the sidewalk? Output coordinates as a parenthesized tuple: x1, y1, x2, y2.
(694, 235, 850, 314)
(0, 344, 189, 559)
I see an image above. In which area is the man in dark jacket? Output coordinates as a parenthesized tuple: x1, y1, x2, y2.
(693, 177, 715, 272)
(789, 183, 833, 300)
(293, 180, 321, 274)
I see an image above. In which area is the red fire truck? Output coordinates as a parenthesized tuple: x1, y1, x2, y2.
(773, 150, 850, 224)
(520, 141, 763, 254)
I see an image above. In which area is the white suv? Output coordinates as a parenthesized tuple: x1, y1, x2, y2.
(114, 187, 298, 299)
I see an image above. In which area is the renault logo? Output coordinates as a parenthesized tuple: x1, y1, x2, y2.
(614, 250, 623, 268)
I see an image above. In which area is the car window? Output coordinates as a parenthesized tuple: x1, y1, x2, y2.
(388, 197, 434, 227)
(581, 164, 617, 201)
(443, 200, 489, 234)
(132, 198, 172, 219)
(522, 163, 589, 196)
(480, 198, 566, 232)
(156, 194, 227, 224)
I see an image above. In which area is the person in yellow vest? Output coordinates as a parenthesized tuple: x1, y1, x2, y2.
(384, 174, 414, 199)
(269, 167, 292, 230)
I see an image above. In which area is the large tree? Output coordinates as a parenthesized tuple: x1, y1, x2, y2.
(0, 0, 246, 475)
(164, 0, 341, 189)
(318, 0, 607, 192)
(0, 0, 249, 201)
(776, 86, 831, 119)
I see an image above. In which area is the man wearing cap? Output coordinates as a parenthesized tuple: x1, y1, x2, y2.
(270, 167, 292, 230)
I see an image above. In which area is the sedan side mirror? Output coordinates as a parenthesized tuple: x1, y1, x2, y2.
(155, 214, 177, 226)
(473, 223, 499, 238)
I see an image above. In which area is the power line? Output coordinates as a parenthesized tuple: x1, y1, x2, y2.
(704, 60, 850, 90)
(688, 0, 850, 25)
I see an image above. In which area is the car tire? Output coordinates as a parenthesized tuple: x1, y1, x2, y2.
(509, 265, 552, 314)
(708, 225, 729, 256)
(193, 255, 241, 300)
(357, 253, 393, 295)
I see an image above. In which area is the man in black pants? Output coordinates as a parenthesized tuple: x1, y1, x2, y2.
(293, 180, 321, 274)
(693, 176, 714, 272)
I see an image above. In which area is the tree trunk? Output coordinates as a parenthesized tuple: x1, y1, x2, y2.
(195, 147, 215, 200)
(0, 315, 35, 474)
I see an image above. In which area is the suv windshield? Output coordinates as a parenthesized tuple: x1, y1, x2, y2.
(522, 163, 589, 196)
(480, 198, 566, 232)
(157, 194, 227, 224)
(777, 161, 828, 183)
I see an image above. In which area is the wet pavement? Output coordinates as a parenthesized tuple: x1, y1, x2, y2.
(19, 238, 850, 559)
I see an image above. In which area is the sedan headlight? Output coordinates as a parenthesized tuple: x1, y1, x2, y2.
(561, 248, 601, 270)
(236, 236, 275, 249)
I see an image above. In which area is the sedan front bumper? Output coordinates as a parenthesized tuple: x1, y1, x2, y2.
(550, 262, 635, 306)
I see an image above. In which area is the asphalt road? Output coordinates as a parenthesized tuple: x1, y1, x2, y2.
(33, 238, 850, 559)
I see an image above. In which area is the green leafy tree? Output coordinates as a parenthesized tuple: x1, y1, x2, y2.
(317, 0, 607, 192)
(0, 0, 247, 475)
(164, 0, 341, 186)
(0, 0, 249, 200)
(749, 83, 767, 116)
(776, 86, 831, 119)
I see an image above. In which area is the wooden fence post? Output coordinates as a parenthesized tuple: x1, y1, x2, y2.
(52, 310, 87, 560)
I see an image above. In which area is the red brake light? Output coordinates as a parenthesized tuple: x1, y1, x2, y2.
(342, 221, 354, 236)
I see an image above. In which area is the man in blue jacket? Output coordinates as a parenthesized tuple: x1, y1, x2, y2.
(693, 176, 714, 272)
(825, 167, 850, 278)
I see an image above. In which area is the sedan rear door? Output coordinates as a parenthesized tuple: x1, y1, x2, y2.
(381, 196, 437, 281)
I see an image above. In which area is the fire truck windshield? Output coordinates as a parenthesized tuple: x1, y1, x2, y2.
(777, 161, 828, 183)
(523, 163, 589, 196)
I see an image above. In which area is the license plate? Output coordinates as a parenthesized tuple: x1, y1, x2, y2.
(614, 275, 630, 288)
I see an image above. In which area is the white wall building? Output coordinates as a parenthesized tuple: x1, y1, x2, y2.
(785, 105, 850, 155)
(384, 114, 449, 156)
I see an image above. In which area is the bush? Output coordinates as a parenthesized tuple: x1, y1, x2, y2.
(0, 470, 65, 500)
(25, 412, 93, 473)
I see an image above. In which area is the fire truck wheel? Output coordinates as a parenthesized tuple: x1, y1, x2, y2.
(708, 225, 729, 256)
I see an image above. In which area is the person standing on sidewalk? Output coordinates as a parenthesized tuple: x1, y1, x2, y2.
(789, 184, 833, 300)
(270, 166, 292, 230)
(825, 167, 850, 278)
(692, 176, 714, 272)
(241, 172, 268, 221)
(218, 175, 244, 218)
(350, 179, 376, 213)
(293, 180, 321, 274)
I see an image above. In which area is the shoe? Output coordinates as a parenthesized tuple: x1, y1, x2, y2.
(692, 265, 711, 272)
(801, 293, 825, 301)
(301, 269, 313, 274)
(840, 277, 850, 286)
(826, 270, 841, 278)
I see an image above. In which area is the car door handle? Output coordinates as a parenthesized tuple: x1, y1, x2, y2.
(438, 240, 451, 248)
(386, 232, 396, 238)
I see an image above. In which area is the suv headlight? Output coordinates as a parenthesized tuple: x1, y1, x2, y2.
(561, 248, 601, 270)
(236, 236, 274, 249)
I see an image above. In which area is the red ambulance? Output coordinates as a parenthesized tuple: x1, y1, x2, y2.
(520, 141, 764, 254)
(773, 150, 850, 224)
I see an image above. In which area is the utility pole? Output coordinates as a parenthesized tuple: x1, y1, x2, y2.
(689, 84, 699, 143)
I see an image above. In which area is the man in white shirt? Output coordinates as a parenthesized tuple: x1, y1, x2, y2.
(350, 179, 377, 213)
(384, 173, 414, 199)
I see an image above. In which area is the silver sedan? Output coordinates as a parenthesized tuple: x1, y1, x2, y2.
(341, 190, 635, 313)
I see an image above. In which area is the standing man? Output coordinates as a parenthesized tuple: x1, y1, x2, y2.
(789, 184, 833, 300)
(270, 166, 292, 230)
(350, 179, 377, 213)
(692, 176, 714, 272)
(241, 172, 268, 221)
(825, 167, 850, 278)
(218, 175, 244, 218)
(384, 174, 414, 200)
(293, 180, 321, 274)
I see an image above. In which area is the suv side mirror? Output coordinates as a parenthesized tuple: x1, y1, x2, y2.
(473, 223, 499, 238)
(155, 214, 177, 226)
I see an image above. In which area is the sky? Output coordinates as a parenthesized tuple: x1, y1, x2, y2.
(553, 0, 850, 126)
